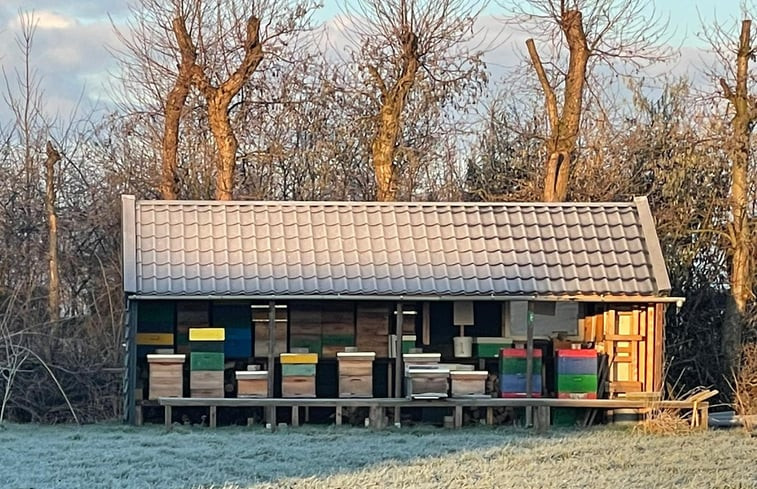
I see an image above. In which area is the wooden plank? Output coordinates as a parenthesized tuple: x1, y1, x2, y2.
(209, 405, 217, 428)
(645, 306, 655, 392)
(335, 406, 342, 425)
(291, 406, 299, 427)
(422, 302, 430, 345)
(267, 301, 276, 430)
(394, 303, 403, 399)
(454, 405, 463, 429)
(638, 308, 647, 391)
(164, 405, 172, 428)
(654, 304, 665, 392)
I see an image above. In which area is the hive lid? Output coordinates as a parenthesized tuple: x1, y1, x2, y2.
(450, 370, 489, 378)
(403, 353, 441, 363)
(405, 367, 450, 375)
(337, 352, 376, 359)
(474, 337, 511, 344)
(189, 328, 225, 341)
(147, 354, 186, 362)
(235, 371, 268, 379)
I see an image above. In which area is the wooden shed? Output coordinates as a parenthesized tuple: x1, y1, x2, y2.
(121, 195, 680, 425)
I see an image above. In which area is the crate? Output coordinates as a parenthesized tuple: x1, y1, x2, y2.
(405, 367, 449, 398)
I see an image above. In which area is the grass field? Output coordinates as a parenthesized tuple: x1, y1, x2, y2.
(0, 423, 755, 489)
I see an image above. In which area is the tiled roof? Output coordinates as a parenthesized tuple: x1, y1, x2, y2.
(121, 196, 671, 298)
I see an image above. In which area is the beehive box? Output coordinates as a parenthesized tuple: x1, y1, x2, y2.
(403, 352, 441, 365)
(555, 349, 598, 399)
(147, 354, 185, 399)
(355, 304, 389, 357)
(499, 348, 542, 398)
(337, 352, 375, 398)
(405, 366, 449, 398)
(474, 337, 512, 358)
(235, 370, 268, 397)
(449, 371, 488, 397)
(190, 370, 224, 397)
(281, 376, 316, 398)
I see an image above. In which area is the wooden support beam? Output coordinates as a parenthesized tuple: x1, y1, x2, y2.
(486, 407, 494, 426)
(164, 405, 172, 429)
(267, 300, 276, 431)
(209, 405, 217, 428)
(335, 406, 343, 426)
(394, 302, 403, 399)
(525, 302, 534, 426)
(291, 406, 299, 427)
(654, 304, 665, 392)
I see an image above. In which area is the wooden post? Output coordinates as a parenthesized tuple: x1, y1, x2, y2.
(454, 405, 463, 429)
(209, 405, 217, 428)
(164, 405, 172, 429)
(486, 407, 494, 426)
(267, 301, 276, 431)
(525, 302, 535, 427)
(335, 406, 343, 426)
(394, 302, 404, 424)
(291, 406, 299, 427)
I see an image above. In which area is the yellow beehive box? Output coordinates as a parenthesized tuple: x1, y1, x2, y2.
(188, 328, 225, 342)
(137, 333, 174, 346)
(280, 353, 318, 364)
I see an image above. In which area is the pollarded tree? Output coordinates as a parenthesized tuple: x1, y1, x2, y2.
(503, 0, 672, 201)
(339, 0, 489, 201)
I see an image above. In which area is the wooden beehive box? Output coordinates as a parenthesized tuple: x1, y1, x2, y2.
(337, 352, 375, 398)
(405, 366, 449, 399)
(450, 371, 489, 397)
(356, 304, 389, 357)
(281, 376, 316, 398)
(235, 370, 269, 397)
(147, 354, 185, 399)
(190, 370, 224, 398)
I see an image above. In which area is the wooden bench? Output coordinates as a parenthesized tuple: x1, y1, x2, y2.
(156, 397, 711, 431)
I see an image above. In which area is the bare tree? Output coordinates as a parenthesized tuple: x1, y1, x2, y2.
(44, 141, 60, 322)
(704, 18, 757, 374)
(505, 0, 672, 201)
(340, 0, 489, 201)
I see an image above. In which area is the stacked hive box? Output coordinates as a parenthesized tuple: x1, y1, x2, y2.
(253, 306, 288, 357)
(147, 354, 185, 399)
(235, 370, 269, 397)
(555, 349, 598, 398)
(176, 303, 209, 355)
(474, 337, 512, 358)
(449, 371, 489, 397)
(321, 303, 355, 357)
(213, 303, 252, 359)
(404, 353, 449, 398)
(189, 328, 225, 397)
(337, 352, 375, 398)
(290, 303, 323, 355)
(355, 303, 389, 357)
(281, 353, 318, 397)
(499, 348, 542, 397)
(136, 302, 175, 357)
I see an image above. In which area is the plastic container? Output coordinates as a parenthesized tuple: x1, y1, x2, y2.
(453, 336, 473, 357)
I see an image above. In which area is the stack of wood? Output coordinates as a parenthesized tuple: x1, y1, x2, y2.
(253, 306, 287, 357)
(337, 352, 375, 398)
(280, 353, 318, 397)
(235, 369, 269, 397)
(404, 353, 449, 399)
(147, 354, 185, 399)
(355, 303, 389, 357)
(189, 328, 225, 397)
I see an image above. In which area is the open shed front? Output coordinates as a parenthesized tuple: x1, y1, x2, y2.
(122, 196, 679, 426)
(125, 296, 668, 425)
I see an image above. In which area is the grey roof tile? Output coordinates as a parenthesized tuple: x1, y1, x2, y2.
(124, 199, 672, 297)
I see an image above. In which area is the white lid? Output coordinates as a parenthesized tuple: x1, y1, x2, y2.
(147, 354, 186, 362)
(450, 370, 489, 378)
(235, 371, 268, 379)
(337, 352, 376, 359)
(406, 368, 450, 375)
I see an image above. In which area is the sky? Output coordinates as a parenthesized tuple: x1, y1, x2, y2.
(0, 0, 745, 123)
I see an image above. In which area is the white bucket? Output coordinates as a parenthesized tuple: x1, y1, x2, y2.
(453, 336, 473, 357)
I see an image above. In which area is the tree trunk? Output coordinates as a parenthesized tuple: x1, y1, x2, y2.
(720, 19, 754, 374)
(208, 98, 239, 201)
(160, 18, 197, 200)
(528, 9, 589, 202)
(370, 30, 419, 202)
(45, 141, 61, 322)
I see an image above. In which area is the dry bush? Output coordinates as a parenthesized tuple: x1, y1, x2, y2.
(733, 343, 757, 432)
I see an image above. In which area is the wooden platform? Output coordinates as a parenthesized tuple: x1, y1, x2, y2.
(155, 397, 710, 431)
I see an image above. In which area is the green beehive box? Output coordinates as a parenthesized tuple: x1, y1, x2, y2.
(556, 374, 598, 393)
(290, 336, 322, 355)
(499, 357, 542, 375)
(282, 364, 317, 377)
(321, 334, 355, 347)
(190, 352, 225, 371)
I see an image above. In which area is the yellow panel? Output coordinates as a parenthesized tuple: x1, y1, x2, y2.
(280, 353, 318, 364)
(137, 333, 174, 346)
(188, 328, 225, 341)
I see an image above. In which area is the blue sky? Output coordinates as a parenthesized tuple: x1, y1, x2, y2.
(0, 1, 745, 121)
